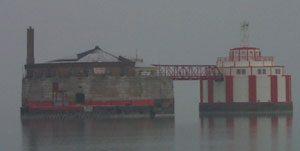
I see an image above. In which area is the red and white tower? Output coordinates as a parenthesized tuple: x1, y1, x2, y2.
(199, 22, 292, 113)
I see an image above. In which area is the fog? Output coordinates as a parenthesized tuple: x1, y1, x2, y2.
(0, 0, 300, 150)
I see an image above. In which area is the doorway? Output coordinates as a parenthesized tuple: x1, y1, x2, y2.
(75, 93, 85, 104)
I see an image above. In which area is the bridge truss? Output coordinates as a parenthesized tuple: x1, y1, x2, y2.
(152, 64, 223, 81)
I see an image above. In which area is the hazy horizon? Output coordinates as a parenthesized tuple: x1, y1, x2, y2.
(1, 0, 300, 150)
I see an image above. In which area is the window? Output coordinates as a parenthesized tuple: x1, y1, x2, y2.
(47, 69, 51, 77)
(75, 93, 85, 104)
(258, 69, 261, 74)
(275, 69, 281, 74)
(83, 68, 89, 76)
(237, 69, 246, 75)
(70, 69, 75, 76)
(76, 68, 84, 76)
(241, 69, 246, 75)
(237, 69, 241, 75)
(52, 82, 59, 92)
(258, 68, 266, 75)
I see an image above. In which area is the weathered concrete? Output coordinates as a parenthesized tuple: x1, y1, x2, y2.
(21, 76, 174, 118)
(199, 102, 293, 116)
(22, 76, 173, 102)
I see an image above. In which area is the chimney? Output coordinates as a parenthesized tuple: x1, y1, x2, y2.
(26, 26, 35, 64)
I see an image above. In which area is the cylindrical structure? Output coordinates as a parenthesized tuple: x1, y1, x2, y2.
(200, 47, 292, 113)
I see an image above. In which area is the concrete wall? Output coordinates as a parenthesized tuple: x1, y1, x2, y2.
(257, 77, 271, 102)
(22, 76, 174, 102)
(202, 80, 208, 103)
(213, 80, 226, 103)
(201, 75, 289, 103)
(233, 77, 248, 102)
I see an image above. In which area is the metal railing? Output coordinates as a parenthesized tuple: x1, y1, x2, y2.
(217, 56, 274, 62)
(152, 64, 223, 80)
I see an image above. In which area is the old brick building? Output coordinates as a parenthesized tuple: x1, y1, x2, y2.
(21, 27, 174, 118)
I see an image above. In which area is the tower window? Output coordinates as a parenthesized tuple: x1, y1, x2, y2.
(275, 69, 281, 74)
(241, 69, 246, 74)
(258, 69, 266, 74)
(258, 69, 261, 74)
(237, 69, 246, 75)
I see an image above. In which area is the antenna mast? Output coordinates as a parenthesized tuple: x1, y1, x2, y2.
(135, 49, 138, 61)
(240, 21, 249, 47)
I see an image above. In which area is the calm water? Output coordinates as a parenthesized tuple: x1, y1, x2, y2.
(21, 115, 294, 151)
(2, 82, 300, 151)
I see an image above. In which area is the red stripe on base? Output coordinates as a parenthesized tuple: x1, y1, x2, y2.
(285, 75, 291, 102)
(249, 117, 257, 151)
(28, 100, 155, 110)
(208, 79, 214, 103)
(270, 75, 278, 103)
(271, 117, 278, 139)
(226, 117, 234, 129)
(249, 75, 257, 103)
(249, 117, 257, 130)
(200, 80, 203, 103)
(28, 101, 53, 107)
(208, 117, 214, 139)
(226, 76, 234, 103)
(226, 117, 234, 139)
(287, 116, 292, 128)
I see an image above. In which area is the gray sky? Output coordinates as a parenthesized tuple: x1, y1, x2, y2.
(0, 0, 300, 148)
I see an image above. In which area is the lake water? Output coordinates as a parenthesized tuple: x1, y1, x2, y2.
(1, 82, 300, 151)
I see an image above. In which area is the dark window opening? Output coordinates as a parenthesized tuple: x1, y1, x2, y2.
(258, 69, 261, 74)
(275, 69, 281, 74)
(52, 82, 59, 92)
(83, 68, 89, 76)
(76, 93, 85, 104)
(120, 67, 128, 76)
(241, 69, 246, 74)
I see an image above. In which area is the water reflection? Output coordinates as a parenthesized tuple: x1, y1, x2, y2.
(21, 115, 293, 151)
(200, 115, 293, 151)
(21, 118, 174, 151)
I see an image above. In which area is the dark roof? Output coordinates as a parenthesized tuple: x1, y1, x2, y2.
(48, 46, 133, 63)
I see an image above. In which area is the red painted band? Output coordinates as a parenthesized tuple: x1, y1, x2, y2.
(287, 116, 292, 128)
(28, 99, 155, 111)
(226, 117, 234, 129)
(226, 76, 234, 103)
(226, 117, 234, 139)
(200, 80, 203, 103)
(285, 75, 291, 102)
(208, 79, 214, 103)
(248, 75, 257, 103)
(271, 117, 278, 138)
(249, 117, 257, 130)
(270, 75, 278, 102)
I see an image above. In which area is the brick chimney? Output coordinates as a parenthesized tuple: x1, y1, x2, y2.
(26, 26, 35, 64)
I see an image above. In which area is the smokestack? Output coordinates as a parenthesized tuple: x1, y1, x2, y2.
(26, 26, 35, 64)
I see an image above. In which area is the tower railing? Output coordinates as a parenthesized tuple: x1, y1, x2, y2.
(217, 56, 274, 62)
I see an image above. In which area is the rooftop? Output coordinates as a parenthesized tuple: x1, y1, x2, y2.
(47, 46, 154, 67)
(48, 46, 128, 63)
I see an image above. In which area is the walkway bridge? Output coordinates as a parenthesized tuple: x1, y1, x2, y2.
(152, 65, 223, 81)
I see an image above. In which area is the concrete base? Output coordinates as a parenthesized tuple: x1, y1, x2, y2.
(20, 106, 174, 119)
(199, 102, 293, 116)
